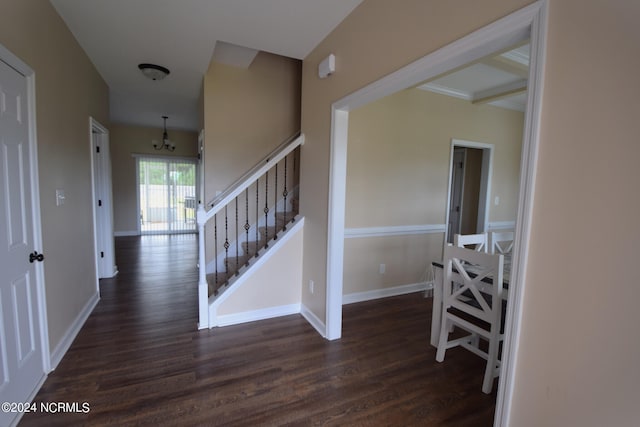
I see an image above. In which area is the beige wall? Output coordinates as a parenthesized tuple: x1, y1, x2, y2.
(510, 1, 640, 425)
(343, 88, 523, 294)
(302, 0, 640, 424)
(346, 88, 523, 228)
(110, 124, 198, 234)
(0, 0, 109, 352)
(203, 51, 301, 203)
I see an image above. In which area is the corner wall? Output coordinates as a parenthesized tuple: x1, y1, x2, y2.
(0, 0, 109, 353)
(203, 51, 301, 203)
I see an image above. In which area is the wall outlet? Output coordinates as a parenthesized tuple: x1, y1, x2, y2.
(379, 263, 386, 274)
(309, 279, 314, 294)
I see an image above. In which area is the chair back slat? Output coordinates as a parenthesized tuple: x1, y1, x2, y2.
(443, 246, 504, 323)
(454, 233, 488, 253)
(489, 231, 514, 255)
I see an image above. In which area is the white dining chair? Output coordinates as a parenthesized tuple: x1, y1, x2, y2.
(454, 233, 488, 253)
(435, 245, 505, 394)
(489, 231, 514, 255)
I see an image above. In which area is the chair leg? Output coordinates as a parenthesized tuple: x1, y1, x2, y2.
(482, 329, 500, 394)
(435, 316, 450, 362)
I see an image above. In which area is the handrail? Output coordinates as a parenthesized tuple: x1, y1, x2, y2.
(197, 132, 303, 225)
(205, 132, 301, 209)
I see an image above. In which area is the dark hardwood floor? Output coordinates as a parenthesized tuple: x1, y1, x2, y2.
(21, 235, 496, 426)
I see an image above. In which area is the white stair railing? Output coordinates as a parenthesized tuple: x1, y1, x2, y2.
(197, 133, 304, 328)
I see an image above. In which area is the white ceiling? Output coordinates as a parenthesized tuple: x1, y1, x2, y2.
(50, 0, 364, 131)
(418, 44, 530, 112)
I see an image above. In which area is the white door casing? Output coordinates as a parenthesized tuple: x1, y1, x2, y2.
(444, 139, 494, 244)
(0, 50, 48, 427)
(447, 147, 466, 242)
(91, 118, 117, 279)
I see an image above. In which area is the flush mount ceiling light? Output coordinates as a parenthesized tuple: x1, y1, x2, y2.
(153, 116, 176, 151)
(138, 63, 170, 81)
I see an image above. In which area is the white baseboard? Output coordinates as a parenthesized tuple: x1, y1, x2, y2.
(300, 304, 326, 338)
(343, 282, 431, 305)
(114, 230, 139, 237)
(216, 303, 301, 327)
(49, 292, 99, 370)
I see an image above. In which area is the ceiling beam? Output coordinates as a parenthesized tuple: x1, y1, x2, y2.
(481, 56, 529, 78)
(472, 79, 527, 104)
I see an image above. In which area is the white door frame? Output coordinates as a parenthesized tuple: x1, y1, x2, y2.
(0, 44, 50, 376)
(444, 139, 494, 243)
(325, 2, 547, 425)
(90, 117, 117, 280)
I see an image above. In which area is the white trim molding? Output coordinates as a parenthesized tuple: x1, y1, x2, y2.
(49, 291, 100, 370)
(216, 303, 301, 327)
(344, 224, 446, 239)
(488, 220, 516, 230)
(343, 282, 431, 305)
(301, 304, 326, 338)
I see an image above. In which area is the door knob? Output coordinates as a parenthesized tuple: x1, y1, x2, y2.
(29, 251, 44, 263)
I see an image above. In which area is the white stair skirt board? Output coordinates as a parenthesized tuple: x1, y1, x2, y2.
(216, 303, 301, 327)
(49, 291, 100, 370)
(208, 218, 304, 326)
(342, 282, 432, 305)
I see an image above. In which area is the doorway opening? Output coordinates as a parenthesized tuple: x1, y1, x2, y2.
(325, 2, 547, 424)
(445, 140, 494, 244)
(137, 157, 197, 234)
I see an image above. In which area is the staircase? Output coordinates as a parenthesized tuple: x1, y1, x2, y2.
(197, 133, 304, 329)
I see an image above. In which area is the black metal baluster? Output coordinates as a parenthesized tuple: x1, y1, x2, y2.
(255, 179, 259, 258)
(244, 188, 250, 266)
(235, 197, 239, 275)
(274, 164, 278, 240)
(214, 213, 218, 288)
(283, 154, 288, 229)
(264, 171, 269, 247)
(224, 205, 229, 284)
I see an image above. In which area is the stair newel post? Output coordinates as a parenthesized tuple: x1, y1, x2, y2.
(196, 204, 209, 328)
(264, 170, 269, 247)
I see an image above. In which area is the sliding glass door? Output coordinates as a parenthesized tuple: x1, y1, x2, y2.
(137, 157, 197, 234)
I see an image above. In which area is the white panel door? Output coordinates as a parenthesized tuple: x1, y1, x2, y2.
(0, 58, 45, 426)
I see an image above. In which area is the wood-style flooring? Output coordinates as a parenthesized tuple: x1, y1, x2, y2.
(20, 234, 496, 426)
